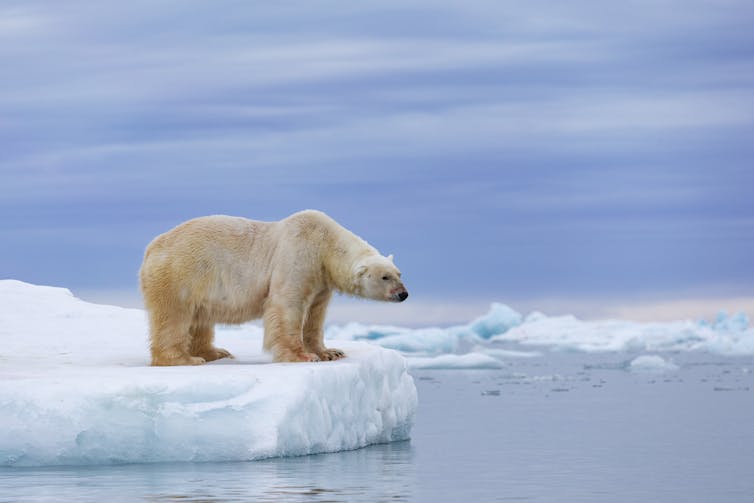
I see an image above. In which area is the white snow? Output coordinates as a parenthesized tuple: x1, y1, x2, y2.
(467, 302, 523, 338)
(0, 280, 417, 467)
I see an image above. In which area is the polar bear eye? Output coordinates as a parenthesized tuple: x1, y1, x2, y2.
(381, 275, 390, 281)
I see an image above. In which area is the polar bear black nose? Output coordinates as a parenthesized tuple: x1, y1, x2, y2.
(398, 291, 408, 302)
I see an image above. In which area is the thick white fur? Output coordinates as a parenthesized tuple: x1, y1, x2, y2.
(139, 210, 407, 365)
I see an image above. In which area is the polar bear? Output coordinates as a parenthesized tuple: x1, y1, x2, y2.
(139, 210, 408, 366)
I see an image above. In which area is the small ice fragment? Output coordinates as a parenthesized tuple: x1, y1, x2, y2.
(629, 355, 679, 373)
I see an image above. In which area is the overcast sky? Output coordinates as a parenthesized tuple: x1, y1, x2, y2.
(2, 1, 753, 324)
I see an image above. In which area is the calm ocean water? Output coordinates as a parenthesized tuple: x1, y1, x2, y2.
(2, 353, 753, 502)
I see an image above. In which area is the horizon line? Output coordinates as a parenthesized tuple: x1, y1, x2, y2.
(69, 285, 754, 327)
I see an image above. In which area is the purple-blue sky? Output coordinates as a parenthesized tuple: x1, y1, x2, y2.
(2, 1, 754, 323)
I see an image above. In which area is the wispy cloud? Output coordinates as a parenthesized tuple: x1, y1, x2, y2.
(2, 1, 753, 309)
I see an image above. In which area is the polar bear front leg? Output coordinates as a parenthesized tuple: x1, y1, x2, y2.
(263, 300, 320, 362)
(303, 291, 346, 361)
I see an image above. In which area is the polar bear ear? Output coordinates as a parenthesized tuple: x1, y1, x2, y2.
(387, 254, 394, 262)
(355, 264, 368, 277)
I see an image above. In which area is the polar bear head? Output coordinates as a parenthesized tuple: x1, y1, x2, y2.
(354, 254, 408, 302)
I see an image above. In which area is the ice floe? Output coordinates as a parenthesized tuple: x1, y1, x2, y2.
(0, 280, 416, 467)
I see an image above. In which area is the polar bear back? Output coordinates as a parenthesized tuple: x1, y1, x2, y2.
(140, 215, 281, 323)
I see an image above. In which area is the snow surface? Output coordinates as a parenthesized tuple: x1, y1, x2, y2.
(0, 281, 417, 467)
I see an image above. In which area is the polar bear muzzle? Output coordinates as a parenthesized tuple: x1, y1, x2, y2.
(391, 287, 409, 302)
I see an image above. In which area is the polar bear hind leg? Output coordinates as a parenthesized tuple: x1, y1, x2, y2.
(149, 308, 206, 366)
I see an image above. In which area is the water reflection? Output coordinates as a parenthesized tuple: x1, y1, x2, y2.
(0, 441, 414, 503)
(5, 358, 752, 502)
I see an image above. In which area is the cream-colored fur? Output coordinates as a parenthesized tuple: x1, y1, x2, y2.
(139, 210, 408, 366)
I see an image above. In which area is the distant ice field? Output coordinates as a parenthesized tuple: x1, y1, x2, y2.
(327, 301, 754, 368)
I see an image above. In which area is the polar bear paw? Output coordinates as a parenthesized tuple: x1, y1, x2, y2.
(294, 351, 321, 362)
(195, 347, 234, 362)
(318, 348, 346, 361)
(151, 354, 206, 366)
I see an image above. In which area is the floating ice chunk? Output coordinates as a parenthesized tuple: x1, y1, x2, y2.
(406, 352, 504, 370)
(0, 280, 417, 467)
(468, 302, 523, 338)
(712, 311, 750, 332)
(524, 311, 548, 323)
(629, 355, 679, 373)
(324, 302, 526, 354)
(0, 343, 416, 467)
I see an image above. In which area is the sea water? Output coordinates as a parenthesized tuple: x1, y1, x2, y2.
(2, 352, 753, 502)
